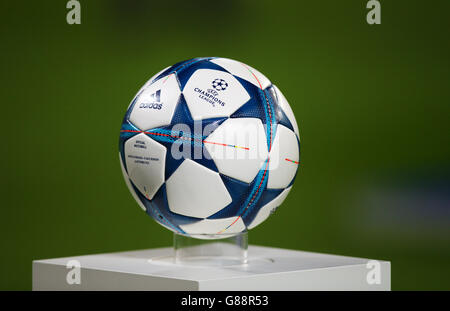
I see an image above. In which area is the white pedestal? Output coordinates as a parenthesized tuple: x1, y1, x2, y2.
(32, 245, 390, 291)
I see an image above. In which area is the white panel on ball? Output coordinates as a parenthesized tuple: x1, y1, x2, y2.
(183, 69, 250, 120)
(248, 186, 292, 229)
(204, 118, 268, 183)
(124, 133, 166, 200)
(267, 125, 299, 189)
(179, 217, 246, 237)
(119, 153, 146, 212)
(210, 58, 271, 90)
(273, 85, 299, 137)
(129, 73, 180, 130)
(166, 159, 232, 218)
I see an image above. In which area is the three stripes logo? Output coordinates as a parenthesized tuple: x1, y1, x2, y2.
(139, 90, 163, 110)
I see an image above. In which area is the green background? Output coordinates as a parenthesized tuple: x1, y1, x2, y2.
(1, 0, 449, 290)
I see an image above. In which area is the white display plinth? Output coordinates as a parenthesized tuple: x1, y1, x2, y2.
(32, 245, 390, 291)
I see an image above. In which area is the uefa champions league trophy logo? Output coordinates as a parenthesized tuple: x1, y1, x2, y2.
(211, 78, 229, 91)
(119, 57, 300, 240)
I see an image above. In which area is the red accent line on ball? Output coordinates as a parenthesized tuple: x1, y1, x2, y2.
(285, 158, 299, 165)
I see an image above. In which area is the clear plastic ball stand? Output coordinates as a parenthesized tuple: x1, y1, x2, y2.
(173, 231, 248, 267)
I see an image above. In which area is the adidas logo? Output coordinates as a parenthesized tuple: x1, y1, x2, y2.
(139, 90, 163, 110)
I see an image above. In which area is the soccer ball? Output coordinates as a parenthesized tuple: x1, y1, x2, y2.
(119, 57, 300, 239)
